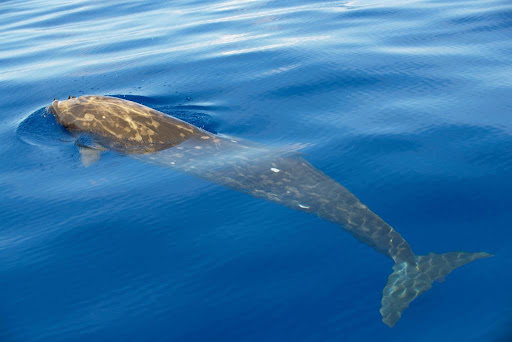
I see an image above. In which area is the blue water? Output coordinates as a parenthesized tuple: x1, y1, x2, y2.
(1, 0, 511, 341)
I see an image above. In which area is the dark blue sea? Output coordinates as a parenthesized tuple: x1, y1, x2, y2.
(1, 0, 511, 341)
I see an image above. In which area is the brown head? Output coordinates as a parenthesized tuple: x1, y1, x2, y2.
(49, 95, 200, 153)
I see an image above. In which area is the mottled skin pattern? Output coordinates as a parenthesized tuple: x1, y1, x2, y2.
(51, 95, 198, 153)
(49, 95, 491, 327)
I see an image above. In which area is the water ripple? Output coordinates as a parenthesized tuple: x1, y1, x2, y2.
(1, 0, 511, 340)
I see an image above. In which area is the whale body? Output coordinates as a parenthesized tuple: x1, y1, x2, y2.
(49, 95, 491, 327)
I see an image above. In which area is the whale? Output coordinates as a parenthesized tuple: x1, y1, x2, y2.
(48, 95, 491, 327)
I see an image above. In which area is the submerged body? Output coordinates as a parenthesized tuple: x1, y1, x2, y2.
(49, 95, 490, 327)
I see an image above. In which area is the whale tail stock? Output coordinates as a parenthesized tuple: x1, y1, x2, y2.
(380, 251, 492, 327)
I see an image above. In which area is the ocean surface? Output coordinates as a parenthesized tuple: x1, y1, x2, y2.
(1, 0, 511, 341)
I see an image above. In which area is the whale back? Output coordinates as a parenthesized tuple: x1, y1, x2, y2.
(50, 95, 200, 153)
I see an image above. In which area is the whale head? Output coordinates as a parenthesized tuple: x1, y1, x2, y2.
(48, 95, 198, 154)
(50, 97, 79, 129)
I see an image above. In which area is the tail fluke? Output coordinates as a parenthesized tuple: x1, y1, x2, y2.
(380, 251, 492, 327)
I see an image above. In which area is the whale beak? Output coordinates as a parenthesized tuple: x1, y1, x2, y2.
(50, 99, 61, 116)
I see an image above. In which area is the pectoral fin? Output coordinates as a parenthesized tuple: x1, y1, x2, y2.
(74, 135, 107, 167)
(79, 147, 102, 167)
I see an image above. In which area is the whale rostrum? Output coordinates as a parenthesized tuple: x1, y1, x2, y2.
(49, 95, 492, 327)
